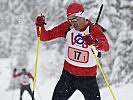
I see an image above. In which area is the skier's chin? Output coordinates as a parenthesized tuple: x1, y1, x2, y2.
(74, 26, 80, 31)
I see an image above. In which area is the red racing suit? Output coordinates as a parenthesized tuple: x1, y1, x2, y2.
(36, 20, 109, 76)
(13, 72, 34, 85)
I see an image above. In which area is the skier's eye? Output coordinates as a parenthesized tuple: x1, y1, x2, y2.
(67, 17, 79, 22)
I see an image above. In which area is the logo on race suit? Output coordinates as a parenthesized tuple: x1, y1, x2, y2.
(71, 32, 88, 48)
(74, 33, 84, 44)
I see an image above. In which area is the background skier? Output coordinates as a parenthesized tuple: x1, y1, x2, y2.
(13, 68, 35, 100)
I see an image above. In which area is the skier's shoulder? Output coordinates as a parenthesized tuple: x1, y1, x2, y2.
(57, 21, 71, 29)
(90, 23, 106, 33)
(26, 72, 31, 75)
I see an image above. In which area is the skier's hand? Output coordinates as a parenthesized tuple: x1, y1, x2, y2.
(13, 68, 17, 72)
(82, 34, 97, 45)
(36, 15, 45, 27)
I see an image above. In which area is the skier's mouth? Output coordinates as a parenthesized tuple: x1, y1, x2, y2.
(73, 25, 79, 29)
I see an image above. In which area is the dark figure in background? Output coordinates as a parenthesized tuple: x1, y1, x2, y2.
(13, 68, 35, 100)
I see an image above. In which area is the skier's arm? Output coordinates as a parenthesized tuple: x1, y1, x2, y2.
(38, 21, 71, 41)
(91, 24, 109, 52)
(13, 72, 22, 78)
(36, 16, 71, 41)
(28, 73, 34, 81)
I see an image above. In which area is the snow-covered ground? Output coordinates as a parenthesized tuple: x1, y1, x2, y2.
(0, 58, 133, 100)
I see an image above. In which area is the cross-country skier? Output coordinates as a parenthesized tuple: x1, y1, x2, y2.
(13, 68, 35, 100)
(35, 2, 109, 100)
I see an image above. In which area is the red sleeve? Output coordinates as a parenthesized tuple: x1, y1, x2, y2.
(28, 73, 34, 80)
(36, 21, 71, 41)
(13, 72, 22, 78)
(91, 24, 109, 52)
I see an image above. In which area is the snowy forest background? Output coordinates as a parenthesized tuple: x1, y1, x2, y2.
(0, 0, 133, 99)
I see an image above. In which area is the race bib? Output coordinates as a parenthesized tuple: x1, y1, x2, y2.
(20, 74, 30, 85)
(68, 47, 89, 63)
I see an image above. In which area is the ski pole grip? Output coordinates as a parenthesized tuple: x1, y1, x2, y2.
(40, 13, 47, 25)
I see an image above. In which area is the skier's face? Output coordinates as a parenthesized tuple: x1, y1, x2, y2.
(67, 15, 87, 31)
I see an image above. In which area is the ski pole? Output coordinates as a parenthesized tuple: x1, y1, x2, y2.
(32, 26, 41, 100)
(89, 45, 116, 100)
(96, 4, 103, 24)
(84, 32, 116, 99)
(95, 4, 104, 58)
(93, 4, 116, 99)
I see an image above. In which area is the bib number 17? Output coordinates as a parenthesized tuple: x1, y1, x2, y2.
(68, 47, 89, 63)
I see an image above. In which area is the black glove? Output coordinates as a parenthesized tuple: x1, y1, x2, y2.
(82, 34, 96, 45)
(36, 15, 46, 27)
